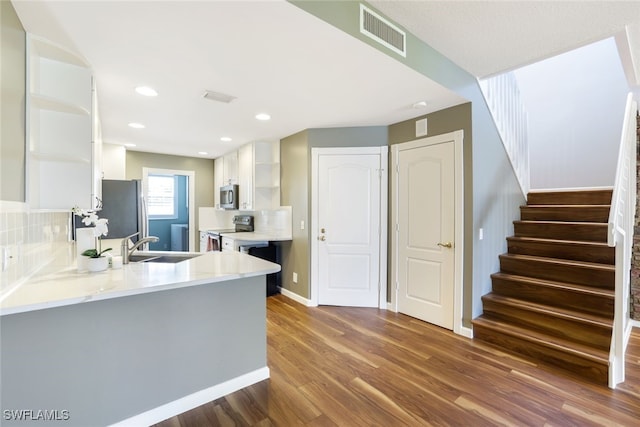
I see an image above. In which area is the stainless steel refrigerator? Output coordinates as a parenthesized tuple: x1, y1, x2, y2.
(75, 179, 147, 243)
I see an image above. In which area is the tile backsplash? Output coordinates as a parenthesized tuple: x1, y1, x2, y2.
(0, 204, 70, 292)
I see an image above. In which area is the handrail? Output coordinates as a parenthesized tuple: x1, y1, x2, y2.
(607, 92, 637, 388)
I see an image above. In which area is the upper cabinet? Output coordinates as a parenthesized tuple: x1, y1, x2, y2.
(222, 151, 238, 185)
(26, 34, 99, 210)
(214, 141, 280, 211)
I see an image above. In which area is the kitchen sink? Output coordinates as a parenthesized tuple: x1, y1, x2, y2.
(128, 253, 201, 263)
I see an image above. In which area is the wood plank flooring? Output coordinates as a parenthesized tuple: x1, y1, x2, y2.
(154, 295, 640, 426)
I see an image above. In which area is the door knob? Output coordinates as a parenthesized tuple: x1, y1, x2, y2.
(437, 242, 453, 248)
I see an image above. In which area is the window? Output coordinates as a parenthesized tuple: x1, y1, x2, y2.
(147, 174, 177, 219)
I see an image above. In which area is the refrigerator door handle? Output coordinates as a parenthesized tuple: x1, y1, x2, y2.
(140, 195, 148, 239)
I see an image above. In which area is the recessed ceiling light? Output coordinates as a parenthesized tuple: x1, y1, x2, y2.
(124, 143, 136, 147)
(255, 113, 271, 121)
(220, 137, 232, 142)
(135, 86, 158, 97)
(198, 151, 208, 155)
(128, 122, 145, 129)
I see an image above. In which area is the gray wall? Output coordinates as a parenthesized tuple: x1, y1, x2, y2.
(1, 1, 26, 202)
(126, 150, 215, 250)
(1, 276, 266, 426)
(291, 1, 525, 322)
(389, 103, 474, 325)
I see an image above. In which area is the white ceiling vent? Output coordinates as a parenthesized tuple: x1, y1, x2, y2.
(359, 4, 406, 57)
(202, 90, 236, 103)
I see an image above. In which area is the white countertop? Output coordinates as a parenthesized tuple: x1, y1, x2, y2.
(220, 231, 292, 242)
(0, 243, 280, 316)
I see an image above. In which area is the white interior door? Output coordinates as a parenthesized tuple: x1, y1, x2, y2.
(395, 138, 455, 329)
(314, 149, 384, 307)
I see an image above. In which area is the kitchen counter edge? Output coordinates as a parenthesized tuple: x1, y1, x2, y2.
(0, 245, 280, 317)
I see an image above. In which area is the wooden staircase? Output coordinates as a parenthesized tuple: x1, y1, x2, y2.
(472, 189, 615, 384)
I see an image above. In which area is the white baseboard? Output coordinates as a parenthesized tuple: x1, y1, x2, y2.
(109, 367, 270, 427)
(279, 287, 315, 306)
(630, 319, 640, 329)
(458, 325, 473, 339)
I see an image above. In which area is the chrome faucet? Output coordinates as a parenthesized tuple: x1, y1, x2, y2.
(121, 232, 160, 264)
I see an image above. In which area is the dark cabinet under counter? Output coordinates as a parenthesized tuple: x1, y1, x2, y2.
(243, 243, 281, 296)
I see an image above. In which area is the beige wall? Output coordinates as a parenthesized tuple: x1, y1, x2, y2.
(125, 150, 215, 248)
(279, 130, 309, 297)
(279, 108, 472, 324)
(1, 1, 26, 202)
(389, 103, 474, 326)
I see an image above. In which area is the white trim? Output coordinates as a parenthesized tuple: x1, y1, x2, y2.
(142, 167, 196, 252)
(279, 287, 315, 307)
(109, 367, 269, 427)
(630, 319, 640, 329)
(529, 186, 614, 193)
(459, 325, 473, 339)
(0, 200, 29, 212)
(310, 146, 389, 309)
(390, 130, 465, 337)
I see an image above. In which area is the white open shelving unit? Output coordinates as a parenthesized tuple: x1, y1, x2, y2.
(26, 34, 99, 210)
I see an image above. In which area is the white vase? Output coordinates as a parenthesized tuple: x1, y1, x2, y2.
(86, 256, 109, 273)
(76, 228, 95, 272)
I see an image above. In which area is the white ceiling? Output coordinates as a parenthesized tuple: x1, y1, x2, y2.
(370, 0, 640, 79)
(12, 1, 640, 159)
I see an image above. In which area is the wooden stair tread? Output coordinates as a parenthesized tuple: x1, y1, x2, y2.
(523, 204, 611, 208)
(472, 316, 609, 364)
(515, 220, 607, 226)
(499, 253, 614, 271)
(491, 272, 615, 299)
(506, 235, 611, 248)
(481, 293, 613, 328)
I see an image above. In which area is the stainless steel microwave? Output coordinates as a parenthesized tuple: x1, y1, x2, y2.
(220, 184, 238, 210)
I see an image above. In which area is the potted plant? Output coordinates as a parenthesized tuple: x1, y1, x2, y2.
(72, 207, 111, 272)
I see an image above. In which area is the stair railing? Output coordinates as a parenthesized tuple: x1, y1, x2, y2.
(607, 92, 638, 388)
(478, 72, 530, 196)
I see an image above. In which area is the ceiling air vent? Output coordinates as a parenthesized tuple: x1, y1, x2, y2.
(359, 4, 406, 57)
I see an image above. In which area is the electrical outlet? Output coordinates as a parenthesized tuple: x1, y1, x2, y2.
(293, 272, 298, 283)
(300, 220, 305, 230)
(479, 228, 484, 240)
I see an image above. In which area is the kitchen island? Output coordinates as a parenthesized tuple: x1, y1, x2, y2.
(0, 245, 279, 426)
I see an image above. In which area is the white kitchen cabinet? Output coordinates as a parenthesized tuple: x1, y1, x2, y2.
(221, 236, 235, 252)
(199, 231, 209, 252)
(222, 151, 238, 185)
(26, 34, 99, 210)
(215, 141, 280, 211)
(235, 141, 280, 211)
(214, 157, 224, 208)
(238, 143, 253, 210)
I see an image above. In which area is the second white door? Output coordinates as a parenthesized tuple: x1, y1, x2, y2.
(395, 136, 455, 329)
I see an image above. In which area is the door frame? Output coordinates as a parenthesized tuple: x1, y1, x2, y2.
(142, 167, 196, 252)
(310, 146, 388, 308)
(390, 130, 465, 336)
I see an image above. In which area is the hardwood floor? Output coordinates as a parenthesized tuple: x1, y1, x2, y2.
(154, 295, 640, 426)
